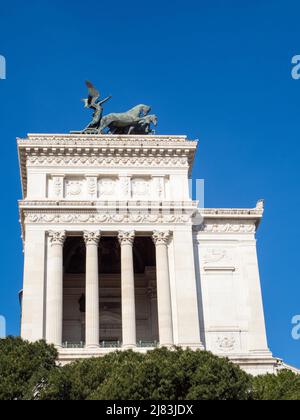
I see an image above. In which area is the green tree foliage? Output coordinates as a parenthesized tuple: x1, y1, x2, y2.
(37, 347, 251, 400)
(1, 338, 299, 400)
(252, 370, 300, 400)
(0, 337, 57, 400)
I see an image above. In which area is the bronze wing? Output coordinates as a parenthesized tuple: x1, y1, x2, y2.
(85, 80, 100, 106)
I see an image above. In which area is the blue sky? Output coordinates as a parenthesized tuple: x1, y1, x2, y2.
(0, 0, 299, 368)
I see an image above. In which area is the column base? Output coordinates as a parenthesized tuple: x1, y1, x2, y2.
(86, 344, 100, 349)
(159, 343, 174, 349)
(176, 343, 205, 350)
(122, 344, 137, 350)
(54, 344, 63, 350)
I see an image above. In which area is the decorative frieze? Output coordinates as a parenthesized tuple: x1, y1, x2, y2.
(27, 156, 189, 168)
(47, 175, 169, 201)
(24, 211, 192, 225)
(195, 222, 256, 234)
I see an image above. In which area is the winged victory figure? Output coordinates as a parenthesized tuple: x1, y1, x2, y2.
(82, 81, 112, 133)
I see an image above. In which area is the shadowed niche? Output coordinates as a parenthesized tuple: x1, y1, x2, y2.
(63, 236, 156, 274)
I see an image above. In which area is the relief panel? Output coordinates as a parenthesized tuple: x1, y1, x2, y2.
(98, 177, 118, 199)
(131, 177, 151, 199)
(65, 178, 85, 199)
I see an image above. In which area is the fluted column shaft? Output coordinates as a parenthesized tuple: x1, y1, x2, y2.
(84, 231, 101, 348)
(153, 231, 174, 347)
(118, 231, 136, 349)
(46, 231, 66, 347)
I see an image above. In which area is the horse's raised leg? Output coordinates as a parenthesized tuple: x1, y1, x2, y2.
(127, 126, 135, 135)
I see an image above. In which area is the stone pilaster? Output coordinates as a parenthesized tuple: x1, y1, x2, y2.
(152, 230, 174, 347)
(118, 231, 136, 349)
(84, 231, 101, 348)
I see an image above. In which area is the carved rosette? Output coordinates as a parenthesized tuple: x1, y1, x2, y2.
(83, 231, 101, 246)
(118, 231, 135, 246)
(48, 231, 66, 246)
(152, 230, 172, 246)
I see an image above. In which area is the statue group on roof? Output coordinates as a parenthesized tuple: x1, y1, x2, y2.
(81, 81, 158, 135)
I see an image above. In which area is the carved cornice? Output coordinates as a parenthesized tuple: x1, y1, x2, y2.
(19, 133, 195, 146)
(118, 231, 135, 246)
(83, 230, 101, 246)
(19, 199, 198, 209)
(199, 208, 264, 217)
(48, 230, 66, 246)
(26, 156, 189, 168)
(152, 230, 172, 246)
(194, 221, 256, 234)
(17, 134, 197, 197)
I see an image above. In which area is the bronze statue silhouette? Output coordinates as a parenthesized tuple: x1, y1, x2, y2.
(82, 81, 112, 133)
(80, 81, 158, 135)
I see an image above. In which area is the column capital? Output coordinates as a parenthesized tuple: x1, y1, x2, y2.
(152, 230, 172, 246)
(118, 231, 135, 246)
(48, 231, 66, 247)
(84, 230, 101, 246)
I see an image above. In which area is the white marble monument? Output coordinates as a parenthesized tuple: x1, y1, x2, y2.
(18, 133, 280, 375)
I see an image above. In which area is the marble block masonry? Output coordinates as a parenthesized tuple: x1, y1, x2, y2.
(17, 133, 286, 375)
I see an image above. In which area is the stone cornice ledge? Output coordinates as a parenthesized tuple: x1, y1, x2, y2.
(17, 134, 198, 198)
(19, 200, 199, 209)
(19, 133, 196, 145)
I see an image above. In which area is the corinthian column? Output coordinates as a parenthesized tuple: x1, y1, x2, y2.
(46, 231, 66, 347)
(153, 231, 174, 347)
(84, 231, 101, 348)
(118, 231, 136, 349)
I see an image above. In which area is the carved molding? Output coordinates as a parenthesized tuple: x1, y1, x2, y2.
(23, 211, 192, 225)
(195, 222, 256, 234)
(48, 230, 66, 246)
(152, 230, 172, 246)
(83, 231, 101, 246)
(216, 335, 236, 353)
(27, 156, 189, 168)
(19, 134, 195, 146)
(52, 176, 64, 198)
(86, 177, 97, 198)
(118, 231, 135, 246)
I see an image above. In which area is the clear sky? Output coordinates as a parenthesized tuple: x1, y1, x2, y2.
(0, 0, 299, 368)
